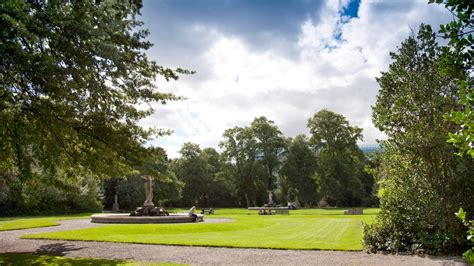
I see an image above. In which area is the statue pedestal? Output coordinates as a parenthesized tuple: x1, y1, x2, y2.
(112, 194, 120, 212)
(143, 201, 155, 207)
(130, 205, 169, 216)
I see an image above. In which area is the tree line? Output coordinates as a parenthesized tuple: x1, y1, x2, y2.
(103, 110, 378, 211)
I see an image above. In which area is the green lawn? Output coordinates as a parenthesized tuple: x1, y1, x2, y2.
(23, 208, 378, 251)
(0, 213, 93, 231)
(0, 253, 181, 265)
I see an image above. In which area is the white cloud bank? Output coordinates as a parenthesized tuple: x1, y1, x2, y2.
(142, 0, 452, 158)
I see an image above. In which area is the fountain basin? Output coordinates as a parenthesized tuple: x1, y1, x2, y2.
(91, 213, 204, 224)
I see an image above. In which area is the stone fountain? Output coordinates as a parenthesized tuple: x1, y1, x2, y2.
(91, 175, 203, 223)
(130, 175, 169, 216)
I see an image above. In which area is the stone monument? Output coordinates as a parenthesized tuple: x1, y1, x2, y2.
(267, 190, 274, 206)
(112, 194, 120, 212)
(144, 175, 154, 207)
(130, 175, 169, 216)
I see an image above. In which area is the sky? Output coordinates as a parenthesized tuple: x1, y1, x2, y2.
(137, 0, 453, 158)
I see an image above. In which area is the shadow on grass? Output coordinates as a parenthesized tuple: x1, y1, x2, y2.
(0, 252, 129, 265)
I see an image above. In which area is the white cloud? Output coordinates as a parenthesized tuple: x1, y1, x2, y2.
(143, 0, 452, 158)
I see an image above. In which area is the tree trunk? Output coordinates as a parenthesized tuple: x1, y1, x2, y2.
(244, 193, 250, 207)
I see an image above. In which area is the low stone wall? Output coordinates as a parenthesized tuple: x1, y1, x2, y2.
(91, 213, 204, 224)
(344, 209, 363, 215)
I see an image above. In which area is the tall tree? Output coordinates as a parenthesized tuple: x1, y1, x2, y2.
(220, 126, 265, 207)
(365, 25, 474, 254)
(200, 148, 237, 207)
(250, 117, 286, 193)
(171, 143, 209, 206)
(0, 1, 191, 184)
(307, 109, 366, 206)
(280, 135, 317, 207)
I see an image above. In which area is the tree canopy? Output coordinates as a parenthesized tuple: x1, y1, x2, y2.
(308, 109, 367, 206)
(0, 0, 191, 183)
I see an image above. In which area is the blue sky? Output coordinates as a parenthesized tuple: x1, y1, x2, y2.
(137, 0, 452, 158)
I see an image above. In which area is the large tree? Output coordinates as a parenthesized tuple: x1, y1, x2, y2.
(250, 117, 286, 193)
(171, 143, 209, 206)
(307, 109, 366, 206)
(280, 135, 317, 207)
(220, 126, 266, 207)
(365, 25, 474, 254)
(0, 1, 190, 183)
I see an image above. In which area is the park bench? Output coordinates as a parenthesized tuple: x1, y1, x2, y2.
(201, 209, 215, 215)
(344, 209, 363, 215)
(247, 207, 289, 215)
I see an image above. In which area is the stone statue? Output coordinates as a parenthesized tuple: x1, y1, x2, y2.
(130, 174, 170, 216)
(143, 175, 154, 207)
(112, 194, 120, 212)
(267, 190, 273, 206)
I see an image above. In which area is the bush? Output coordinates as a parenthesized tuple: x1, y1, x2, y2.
(456, 208, 474, 264)
(363, 143, 471, 254)
(0, 174, 102, 216)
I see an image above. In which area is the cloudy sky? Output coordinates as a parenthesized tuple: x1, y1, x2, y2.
(138, 0, 452, 158)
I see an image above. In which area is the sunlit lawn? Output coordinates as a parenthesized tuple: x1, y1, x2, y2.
(0, 213, 93, 231)
(22, 208, 378, 251)
(0, 253, 182, 266)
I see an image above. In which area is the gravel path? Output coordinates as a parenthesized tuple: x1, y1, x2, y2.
(0, 219, 467, 265)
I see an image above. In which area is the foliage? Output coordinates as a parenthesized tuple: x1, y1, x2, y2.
(445, 86, 474, 158)
(456, 208, 474, 264)
(171, 143, 235, 207)
(171, 143, 210, 206)
(428, 0, 472, 70)
(23, 208, 378, 251)
(0, 171, 102, 216)
(364, 143, 455, 253)
(429, 0, 473, 158)
(0, 0, 190, 184)
(250, 117, 286, 192)
(307, 109, 368, 206)
(280, 135, 317, 207)
(366, 25, 474, 254)
(220, 126, 266, 207)
(200, 148, 237, 207)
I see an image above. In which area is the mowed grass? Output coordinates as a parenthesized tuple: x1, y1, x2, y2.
(0, 253, 182, 265)
(23, 208, 378, 251)
(0, 213, 92, 231)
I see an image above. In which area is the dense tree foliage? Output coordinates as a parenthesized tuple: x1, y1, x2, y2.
(171, 143, 210, 206)
(170, 143, 236, 207)
(220, 126, 266, 207)
(364, 25, 474, 254)
(1, 173, 102, 216)
(308, 109, 369, 206)
(279, 135, 317, 207)
(250, 117, 286, 192)
(428, 0, 473, 158)
(0, 0, 190, 184)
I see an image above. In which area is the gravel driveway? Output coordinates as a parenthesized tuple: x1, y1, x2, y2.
(0, 219, 467, 265)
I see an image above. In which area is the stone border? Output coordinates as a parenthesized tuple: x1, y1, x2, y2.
(90, 213, 204, 224)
